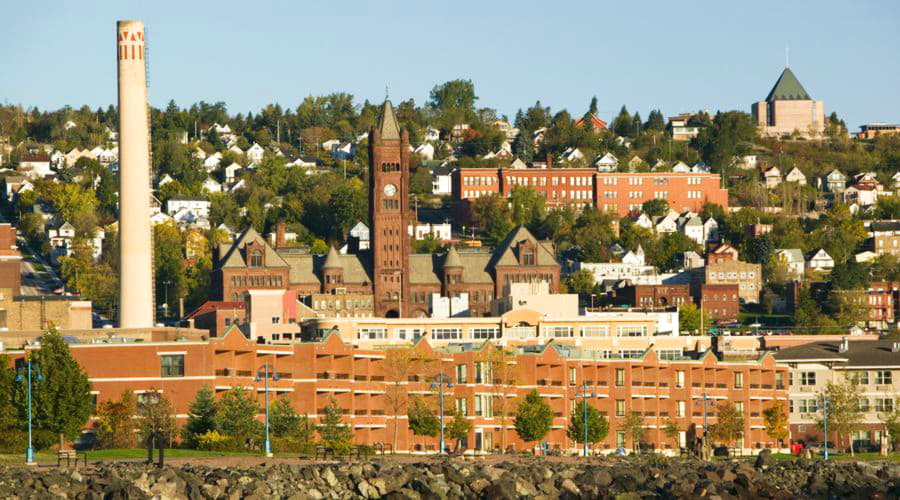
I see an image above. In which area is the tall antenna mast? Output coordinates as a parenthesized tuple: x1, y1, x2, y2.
(785, 46, 789, 68)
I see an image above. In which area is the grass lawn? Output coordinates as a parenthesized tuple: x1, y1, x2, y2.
(0, 448, 261, 466)
(739, 311, 793, 328)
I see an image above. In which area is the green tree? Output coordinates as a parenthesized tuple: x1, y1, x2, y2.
(14, 329, 93, 448)
(647, 232, 701, 271)
(567, 400, 609, 451)
(817, 378, 864, 456)
(43, 182, 99, 222)
(763, 401, 789, 448)
(514, 390, 553, 445)
(829, 261, 870, 290)
(270, 397, 303, 438)
(429, 79, 478, 129)
(679, 303, 711, 335)
(619, 412, 647, 453)
(509, 186, 546, 230)
(407, 396, 439, 441)
(573, 209, 616, 262)
(215, 387, 262, 447)
(564, 269, 598, 303)
(644, 109, 666, 132)
(138, 389, 176, 446)
(692, 111, 756, 169)
(318, 398, 353, 454)
(611, 105, 633, 138)
(641, 198, 669, 217)
(95, 390, 137, 449)
(154, 222, 186, 316)
(469, 193, 513, 245)
(710, 402, 744, 450)
(812, 203, 867, 265)
(182, 386, 217, 448)
(446, 409, 472, 451)
(662, 419, 680, 449)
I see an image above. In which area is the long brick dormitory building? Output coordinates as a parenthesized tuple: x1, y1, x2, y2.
(453, 168, 728, 216)
(5, 323, 788, 455)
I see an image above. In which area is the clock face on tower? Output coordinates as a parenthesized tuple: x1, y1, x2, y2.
(383, 183, 397, 197)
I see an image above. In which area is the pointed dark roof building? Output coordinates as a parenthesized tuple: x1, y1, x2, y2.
(752, 66, 824, 138)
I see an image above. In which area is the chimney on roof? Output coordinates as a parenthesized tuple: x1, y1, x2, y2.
(546, 153, 553, 169)
(275, 221, 286, 249)
(839, 337, 849, 353)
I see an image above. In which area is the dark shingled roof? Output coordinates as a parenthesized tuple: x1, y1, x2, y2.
(774, 340, 900, 367)
(765, 68, 812, 101)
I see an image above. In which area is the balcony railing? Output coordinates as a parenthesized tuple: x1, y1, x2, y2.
(276, 372, 291, 380)
(537, 379, 548, 386)
(370, 376, 385, 382)
(749, 384, 760, 389)
(354, 410, 368, 416)
(705, 384, 714, 388)
(354, 375, 367, 381)
(715, 384, 726, 389)
(762, 384, 773, 389)
(236, 370, 252, 377)
(371, 409, 385, 416)
(659, 382, 669, 387)
(692, 383, 701, 388)
(644, 382, 655, 387)
(598, 381, 608, 387)
(550, 381, 563, 387)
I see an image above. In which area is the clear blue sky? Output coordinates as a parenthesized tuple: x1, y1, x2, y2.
(2, 0, 898, 130)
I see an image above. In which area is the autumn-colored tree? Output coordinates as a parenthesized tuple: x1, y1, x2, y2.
(95, 390, 137, 449)
(710, 402, 745, 450)
(763, 401, 789, 448)
(477, 342, 520, 451)
(383, 347, 433, 453)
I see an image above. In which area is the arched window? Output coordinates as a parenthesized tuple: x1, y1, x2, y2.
(250, 249, 263, 267)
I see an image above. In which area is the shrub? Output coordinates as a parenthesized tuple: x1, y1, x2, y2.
(196, 430, 230, 451)
(271, 436, 316, 455)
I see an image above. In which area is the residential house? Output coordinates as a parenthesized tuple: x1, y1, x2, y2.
(784, 167, 807, 185)
(805, 249, 834, 273)
(691, 162, 711, 173)
(192, 146, 208, 159)
(63, 148, 95, 167)
(203, 177, 223, 194)
(203, 152, 223, 171)
(825, 169, 847, 193)
(423, 126, 440, 142)
(705, 260, 761, 303)
(229, 179, 246, 192)
(870, 220, 900, 256)
(413, 143, 435, 161)
(157, 174, 174, 188)
(671, 161, 690, 173)
(332, 142, 356, 161)
(667, 114, 703, 141)
(573, 113, 608, 133)
(843, 184, 883, 208)
(703, 217, 720, 243)
(627, 155, 646, 171)
(594, 152, 618, 172)
(654, 212, 678, 234)
(224, 162, 243, 184)
(707, 243, 739, 265)
(633, 213, 653, 230)
(679, 216, 704, 245)
(166, 196, 210, 218)
(227, 145, 244, 157)
(775, 249, 805, 279)
(431, 164, 453, 196)
(560, 147, 584, 163)
(18, 154, 52, 179)
(409, 223, 452, 241)
(246, 143, 265, 162)
(763, 166, 781, 189)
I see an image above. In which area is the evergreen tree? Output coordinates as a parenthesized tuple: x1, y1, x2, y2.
(270, 397, 301, 438)
(318, 398, 353, 454)
(612, 105, 633, 137)
(514, 130, 533, 162)
(631, 112, 643, 137)
(215, 387, 262, 446)
(567, 400, 609, 450)
(182, 385, 217, 447)
(14, 328, 92, 448)
(514, 390, 553, 445)
(644, 109, 666, 131)
(588, 96, 598, 115)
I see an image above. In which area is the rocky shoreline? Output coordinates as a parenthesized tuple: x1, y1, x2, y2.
(0, 454, 897, 499)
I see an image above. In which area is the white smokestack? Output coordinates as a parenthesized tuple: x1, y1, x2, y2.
(116, 20, 154, 328)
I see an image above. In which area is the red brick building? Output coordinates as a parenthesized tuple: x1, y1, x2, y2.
(706, 243, 739, 265)
(701, 284, 740, 322)
(453, 169, 727, 216)
(212, 100, 560, 318)
(8, 329, 788, 454)
(0, 224, 21, 296)
(616, 284, 691, 308)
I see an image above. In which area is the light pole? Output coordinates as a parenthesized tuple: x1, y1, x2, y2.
(430, 372, 454, 454)
(255, 363, 281, 457)
(576, 381, 596, 457)
(821, 396, 829, 460)
(162, 279, 172, 319)
(590, 294, 596, 311)
(16, 359, 43, 465)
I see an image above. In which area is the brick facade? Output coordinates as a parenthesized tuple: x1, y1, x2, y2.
(701, 284, 740, 322)
(616, 284, 691, 308)
(453, 169, 727, 217)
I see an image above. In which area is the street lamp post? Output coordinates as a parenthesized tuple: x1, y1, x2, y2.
(16, 360, 43, 465)
(430, 372, 454, 454)
(822, 396, 829, 460)
(162, 279, 172, 319)
(590, 294, 596, 310)
(256, 363, 281, 457)
(576, 381, 596, 457)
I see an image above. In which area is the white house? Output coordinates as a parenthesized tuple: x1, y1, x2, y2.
(332, 142, 356, 161)
(423, 126, 440, 142)
(166, 196, 210, 218)
(621, 245, 646, 265)
(679, 215, 704, 245)
(19, 155, 53, 179)
(224, 162, 243, 183)
(158, 174, 174, 188)
(671, 161, 691, 173)
(654, 211, 679, 234)
(560, 147, 584, 163)
(842, 185, 881, 208)
(691, 161, 710, 173)
(775, 248, 805, 279)
(246, 143, 265, 162)
(150, 212, 174, 226)
(763, 166, 782, 189)
(192, 147, 208, 160)
(47, 222, 104, 263)
(633, 213, 653, 230)
(227, 144, 244, 157)
(806, 249, 835, 272)
(321, 139, 341, 151)
(413, 143, 435, 161)
(703, 217, 720, 243)
(229, 179, 247, 192)
(892, 172, 900, 192)
(627, 155, 646, 171)
(203, 152, 223, 171)
(594, 153, 618, 172)
(431, 165, 453, 196)
(785, 167, 807, 185)
(203, 177, 223, 193)
(825, 169, 847, 193)
(408, 223, 452, 241)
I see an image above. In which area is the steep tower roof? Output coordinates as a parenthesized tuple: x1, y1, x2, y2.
(377, 99, 401, 140)
(323, 245, 342, 269)
(765, 68, 812, 101)
(443, 246, 463, 268)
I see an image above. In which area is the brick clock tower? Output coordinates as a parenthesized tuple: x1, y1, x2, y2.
(369, 99, 410, 317)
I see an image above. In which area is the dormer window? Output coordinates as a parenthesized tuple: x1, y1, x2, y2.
(522, 251, 535, 266)
(250, 249, 263, 267)
(517, 241, 536, 266)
